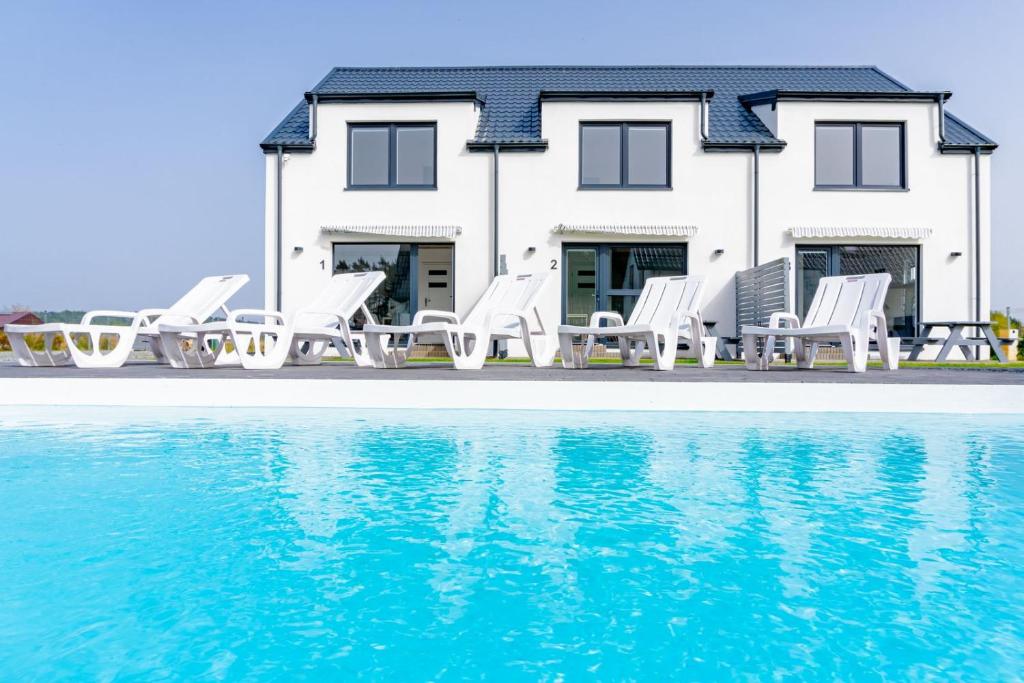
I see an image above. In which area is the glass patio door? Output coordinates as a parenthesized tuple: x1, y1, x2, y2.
(795, 245, 919, 338)
(563, 244, 687, 327)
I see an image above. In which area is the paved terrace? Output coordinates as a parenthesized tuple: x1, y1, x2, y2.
(1, 361, 1022, 385)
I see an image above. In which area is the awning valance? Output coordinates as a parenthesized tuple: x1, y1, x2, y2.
(788, 226, 932, 240)
(552, 224, 698, 237)
(321, 225, 462, 239)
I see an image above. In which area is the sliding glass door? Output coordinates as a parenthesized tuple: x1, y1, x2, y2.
(795, 245, 919, 338)
(332, 243, 454, 326)
(563, 244, 687, 326)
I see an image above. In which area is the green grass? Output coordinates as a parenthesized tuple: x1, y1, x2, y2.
(323, 355, 1024, 369)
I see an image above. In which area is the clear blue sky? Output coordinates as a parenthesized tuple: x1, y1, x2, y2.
(1, 1, 1020, 312)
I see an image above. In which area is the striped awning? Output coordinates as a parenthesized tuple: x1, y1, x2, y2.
(552, 224, 698, 237)
(321, 225, 462, 239)
(788, 226, 932, 240)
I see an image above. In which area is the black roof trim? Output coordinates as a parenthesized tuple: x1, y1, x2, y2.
(465, 140, 549, 152)
(702, 140, 787, 153)
(259, 142, 315, 152)
(539, 89, 714, 102)
(739, 89, 952, 108)
(306, 91, 482, 105)
(938, 142, 998, 155)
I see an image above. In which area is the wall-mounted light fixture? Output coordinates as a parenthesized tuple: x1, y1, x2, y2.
(526, 246, 537, 254)
(949, 251, 962, 258)
(293, 246, 304, 254)
(713, 248, 726, 256)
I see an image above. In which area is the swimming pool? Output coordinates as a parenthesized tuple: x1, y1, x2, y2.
(1, 408, 1021, 679)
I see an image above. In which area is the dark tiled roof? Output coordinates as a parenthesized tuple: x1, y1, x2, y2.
(261, 65, 993, 148)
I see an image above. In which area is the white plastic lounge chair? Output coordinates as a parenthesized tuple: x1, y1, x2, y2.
(363, 272, 557, 370)
(5, 274, 249, 368)
(157, 271, 386, 370)
(557, 275, 716, 371)
(741, 273, 898, 373)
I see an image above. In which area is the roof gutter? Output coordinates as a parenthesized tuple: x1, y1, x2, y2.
(702, 141, 786, 153)
(739, 89, 953, 107)
(539, 89, 714, 102)
(305, 91, 483, 106)
(466, 140, 549, 152)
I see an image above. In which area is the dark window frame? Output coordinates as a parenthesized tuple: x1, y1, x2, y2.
(814, 121, 907, 191)
(560, 242, 688, 325)
(578, 122, 672, 190)
(795, 244, 921, 338)
(347, 122, 437, 190)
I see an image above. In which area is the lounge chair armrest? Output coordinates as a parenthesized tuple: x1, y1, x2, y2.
(412, 309, 461, 325)
(81, 310, 142, 325)
(768, 312, 801, 329)
(860, 309, 888, 338)
(228, 308, 285, 324)
(588, 311, 625, 327)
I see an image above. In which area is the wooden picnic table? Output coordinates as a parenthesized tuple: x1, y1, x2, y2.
(908, 321, 1008, 363)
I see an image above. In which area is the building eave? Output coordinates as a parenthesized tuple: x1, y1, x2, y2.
(306, 91, 483, 105)
(465, 140, 549, 152)
(702, 140, 787, 153)
(938, 143, 997, 155)
(739, 89, 952, 108)
(539, 89, 714, 102)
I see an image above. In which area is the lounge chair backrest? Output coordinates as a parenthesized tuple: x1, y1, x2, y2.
(464, 273, 549, 331)
(626, 276, 706, 328)
(294, 271, 386, 328)
(802, 273, 892, 328)
(156, 274, 250, 326)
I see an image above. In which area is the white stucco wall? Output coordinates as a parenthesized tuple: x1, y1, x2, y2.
(500, 100, 750, 347)
(761, 101, 990, 338)
(266, 101, 491, 318)
(265, 96, 991, 359)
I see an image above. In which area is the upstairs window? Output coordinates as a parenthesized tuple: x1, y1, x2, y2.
(348, 123, 436, 189)
(580, 123, 670, 189)
(815, 122, 905, 189)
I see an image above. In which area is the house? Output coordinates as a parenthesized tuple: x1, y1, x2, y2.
(0, 311, 43, 329)
(260, 66, 996, 357)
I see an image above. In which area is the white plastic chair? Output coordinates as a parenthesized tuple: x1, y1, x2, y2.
(5, 275, 249, 368)
(363, 272, 557, 370)
(157, 271, 386, 370)
(741, 273, 898, 373)
(557, 275, 715, 371)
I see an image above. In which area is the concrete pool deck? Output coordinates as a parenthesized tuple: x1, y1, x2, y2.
(1, 361, 1021, 413)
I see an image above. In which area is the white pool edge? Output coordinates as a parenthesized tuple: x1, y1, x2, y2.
(0, 378, 1020, 414)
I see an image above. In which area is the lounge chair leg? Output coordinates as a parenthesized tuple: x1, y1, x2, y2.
(558, 332, 582, 368)
(289, 337, 330, 365)
(366, 332, 407, 369)
(840, 333, 868, 373)
(523, 333, 557, 368)
(444, 330, 489, 370)
(696, 336, 717, 368)
(65, 330, 137, 369)
(627, 338, 645, 367)
(647, 332, 677, 371)
(742, 333, 765, 370)
(878, 335, 899, 371)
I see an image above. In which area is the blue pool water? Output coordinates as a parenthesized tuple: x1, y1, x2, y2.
(1, 408, 1022, 679)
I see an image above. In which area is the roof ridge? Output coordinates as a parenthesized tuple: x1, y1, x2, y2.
(324, 64, 886, 72)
